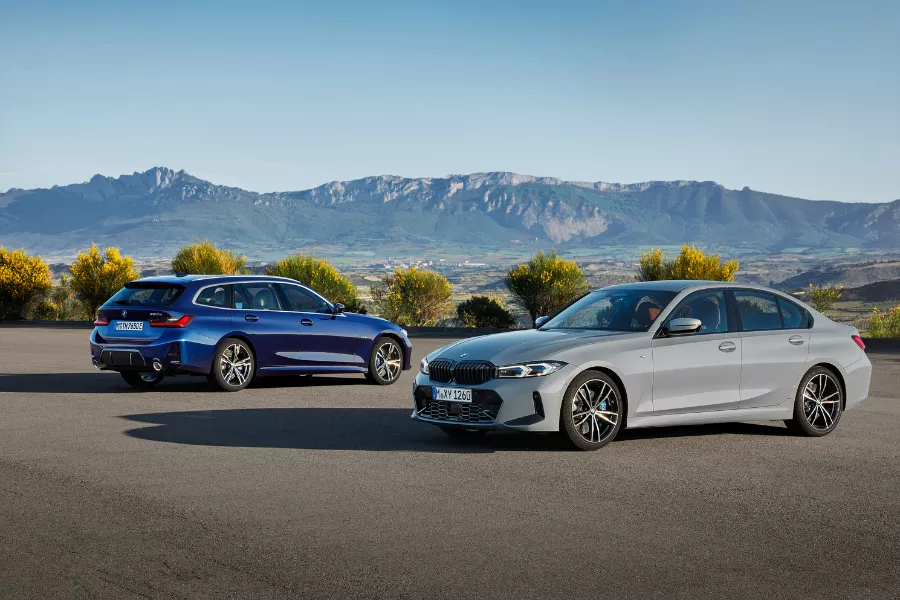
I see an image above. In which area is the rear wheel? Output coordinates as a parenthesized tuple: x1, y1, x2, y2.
(210, 338, 255, 392)
(560, 371, 624, 450)
(367, 338, 403, 385)
(120, 371, 163, 389)
(785, 367, 843, 436)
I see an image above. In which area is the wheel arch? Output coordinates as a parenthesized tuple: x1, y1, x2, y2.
(214, 333, 258, 375)
(372, 332, 409, 369)
(808, 362, 848, 409)
(576, 366, 630, 428)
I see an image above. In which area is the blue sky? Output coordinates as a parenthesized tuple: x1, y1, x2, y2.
(1, 0, 897, 202)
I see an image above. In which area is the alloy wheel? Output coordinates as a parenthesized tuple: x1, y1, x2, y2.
(220, 343, 252, 387)
(375, 341, 402, 382)
(571, 378, 620, 444)
(803, 373, 841, 431)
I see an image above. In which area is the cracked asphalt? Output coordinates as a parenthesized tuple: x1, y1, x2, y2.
(1, 328, 898, 599)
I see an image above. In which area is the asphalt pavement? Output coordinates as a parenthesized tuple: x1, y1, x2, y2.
(0, 328, 898, 599)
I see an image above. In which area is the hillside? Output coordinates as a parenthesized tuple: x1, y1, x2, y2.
(1, 167, 898, 258)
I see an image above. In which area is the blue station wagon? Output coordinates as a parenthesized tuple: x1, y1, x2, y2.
(89, 275, 412, 391)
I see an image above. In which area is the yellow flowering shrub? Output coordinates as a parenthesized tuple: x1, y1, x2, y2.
(371, 267, 452, 326)
(0, 246, 52, 319)
(171, 240, 247, 275)
(505, 250, 588, 327)
(635, 244, 739, 282)
(867, 305, 900, 338)
(807, 283, 843, 314)
(69, 244, 140, 317)
(267, 253, 363, 312)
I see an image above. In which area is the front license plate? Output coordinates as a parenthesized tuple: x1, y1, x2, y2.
(115, 321, 144, 331)
(433, 386, 472, 403)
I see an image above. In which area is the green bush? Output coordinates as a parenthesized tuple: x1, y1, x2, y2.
(457, 296, 516, 328)
(807, 283, 843, 314)
(266, 253, 363, 312)
(867, 305, 900, 338)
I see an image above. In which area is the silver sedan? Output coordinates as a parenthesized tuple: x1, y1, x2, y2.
(412, 281, 872, 450)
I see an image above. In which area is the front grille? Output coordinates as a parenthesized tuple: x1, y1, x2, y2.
(428, 359, 455, 383)
(428, 360, 496, 385)
(453, 362, 496, 385)
(414, 387, 503, 424)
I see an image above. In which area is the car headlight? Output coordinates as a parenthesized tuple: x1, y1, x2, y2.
(420, 356, 429, 374)
(497, 361, 566, 378)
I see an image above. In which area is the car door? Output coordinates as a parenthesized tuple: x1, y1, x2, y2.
(232, 282, 300, 369)
(734, 290, 811, 408)
(651, 289, 742, 414)
(275, 283, 365, 368)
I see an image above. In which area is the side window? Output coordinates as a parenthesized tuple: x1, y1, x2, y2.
(668, 290, 729, 334)
(278, 284, 330, 313)
(233, 285, 251, 309)
(240, 283, 281, 311)
(735, 290, 782, 331)
(779, 298, 809, 329)
(195, 285, 229, 308)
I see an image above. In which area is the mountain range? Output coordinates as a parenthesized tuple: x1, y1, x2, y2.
(1, 167, 898, 259)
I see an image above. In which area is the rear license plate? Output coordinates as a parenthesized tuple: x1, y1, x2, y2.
(433, 386, 472, 403)
(115, 321, 144, 331)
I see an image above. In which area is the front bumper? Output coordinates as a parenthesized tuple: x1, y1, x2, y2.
(410, 370, 571, 432)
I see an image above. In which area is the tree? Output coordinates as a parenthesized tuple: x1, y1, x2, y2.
(505, 250, 588, 327)
(371, 267, 452, 326)
(266, 253, 363, 312)
(0, 246, 52, 319)
(635, 244, 739, 282)
(457, 296, 516, 328)
(807, 283, 843, 314)
(69, 244, 140, 317)
(171, 240, 247, 275)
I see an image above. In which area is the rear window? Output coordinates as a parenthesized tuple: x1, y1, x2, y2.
(107, 283, 185, 308)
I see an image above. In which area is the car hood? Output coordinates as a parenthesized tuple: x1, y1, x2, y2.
(430, 329, 643, 365)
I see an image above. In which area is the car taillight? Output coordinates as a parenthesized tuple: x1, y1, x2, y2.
(94, 319, 109, 326)
(851, 335, 865, 351)
(150, 315, 194, 328)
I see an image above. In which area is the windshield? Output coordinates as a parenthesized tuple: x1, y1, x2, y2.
(541, 288, 677, 332)
(107, 282, 185, 307)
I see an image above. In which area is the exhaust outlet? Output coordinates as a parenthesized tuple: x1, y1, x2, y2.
(152, 359, 163, 372)
(92, 358, 100, 369)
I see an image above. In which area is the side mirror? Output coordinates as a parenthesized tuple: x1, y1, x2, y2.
(535, 315, 550, 328)
(664, 317, 702, 335)
(333, 303, 345, 315)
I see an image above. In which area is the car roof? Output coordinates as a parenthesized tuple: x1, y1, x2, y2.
(131, 274, 297, 286)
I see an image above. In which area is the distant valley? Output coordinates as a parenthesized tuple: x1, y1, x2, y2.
(2, 167, 899, 262)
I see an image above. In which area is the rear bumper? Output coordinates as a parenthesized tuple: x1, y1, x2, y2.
(844, 354, 872, 411)
(90, 329, 215, 375)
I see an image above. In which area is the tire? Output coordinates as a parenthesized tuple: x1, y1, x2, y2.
(785, 366, 843, 437)
(560, 371, 624, 451)
(367, 337, 403, 385)
(210, 338, 255, 392)
(120, 371, 163, 389)
(439, 425, 489, 438)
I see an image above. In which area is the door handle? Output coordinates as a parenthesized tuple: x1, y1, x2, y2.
(789, 335, 805, 346)
(300, 318, 314, 327)
(718, 341, 736, 353)
(244, 314, 259, 322)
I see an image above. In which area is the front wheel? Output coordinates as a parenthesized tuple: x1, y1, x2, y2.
(210, 338, 255, 392)
(785, 367, 843, 436)
(560, 371, 624, 450)
(366, 338, 403, 385)
(120, 371, 163, 389)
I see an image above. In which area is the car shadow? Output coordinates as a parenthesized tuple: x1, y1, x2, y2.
(121, 407, 792, 454)
(121, 407, 573, 453)
(0, 372, 371, 394)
